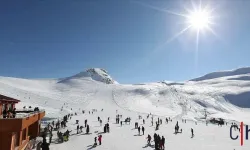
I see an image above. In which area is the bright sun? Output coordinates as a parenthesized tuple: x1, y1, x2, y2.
(188, 10, 211, 30)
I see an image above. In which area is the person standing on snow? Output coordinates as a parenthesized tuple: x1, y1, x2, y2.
(146, 134, 151, 145)
(138, 126, 141, 135)
(98, 135, 102, 145)
(94, 137, 97, 146)
(80, 126, 83, 133)
(49, 130, 53, 144)
(85, 119, 87, 127)
(107, 123, 110, 133)
(86, 125, 90, 134)
(104, 124, 107, 133)
(77, 125, 79, 134)
(191, 128, 194, 137)
(162, 136, 165, 149)
(142, 126, 145, 135)
(100, 120, 102, 126)
(41, 139, 50, 150)
(154, 133, 158, 149)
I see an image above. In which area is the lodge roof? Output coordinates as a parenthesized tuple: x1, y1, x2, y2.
(0, 94, 20, 103)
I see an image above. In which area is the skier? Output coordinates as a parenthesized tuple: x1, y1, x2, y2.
(135, 122, 138, 129)
(154, 133, 158, 149)
(98, 116, 100, 121)
(85, 119, 87, 127)
(86, 125, 90, 134)
(138, 126, 141, 135)
(98, 135, 102, 145)
(94, 137, 97, 146)
(107, 123, 110, 133)
(65, 129, 71, 141)
(159, 136, 163, 150)
(156, 123, 159, 131)
(77, 125, 79, 134)
(146, 134, 151, 145)
(142, 126, 145, 135)
(104, 124, 107, 133)
(191, 128, 194, 138)
(162, 136, 165, 149)
(143, 119, 145, 124)
(61, 121, 64, 128)
(80, 126, 83, 133)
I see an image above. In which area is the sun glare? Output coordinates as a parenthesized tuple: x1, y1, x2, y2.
(188, 10, 211, 30)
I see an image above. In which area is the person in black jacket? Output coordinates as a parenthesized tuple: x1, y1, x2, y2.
(12, 108, 16, 118)
(162, 136, 165, 149)
(41, 139, 50, 150)
(86, 125, 90, 134)
(138, 126, 141, 135)
(3, 108, 7, 118)
(107, 123, 110, 133)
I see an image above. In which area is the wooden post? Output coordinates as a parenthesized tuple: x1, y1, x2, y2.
(18, 130, 23, 146)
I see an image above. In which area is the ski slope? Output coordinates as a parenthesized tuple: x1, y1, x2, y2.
(0, 68, 250, 123)
(47, 110, 250, 150)
(1, 67, 250, 149)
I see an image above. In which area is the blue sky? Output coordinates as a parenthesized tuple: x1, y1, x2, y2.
(0, 0, 250, 84)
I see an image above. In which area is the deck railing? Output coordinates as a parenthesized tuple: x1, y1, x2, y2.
(0, 109, 45, 119)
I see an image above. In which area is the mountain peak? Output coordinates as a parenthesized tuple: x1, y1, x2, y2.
(59, 68, 118, 84)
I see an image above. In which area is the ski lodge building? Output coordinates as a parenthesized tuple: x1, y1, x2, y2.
(0, 94, 45, 150)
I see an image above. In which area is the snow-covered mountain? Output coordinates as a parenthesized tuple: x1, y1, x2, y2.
(58, 68, 118, 84)
(190, 67, 250, 81)
(1, 67, 250, 150)
(0, 67, 250, 124)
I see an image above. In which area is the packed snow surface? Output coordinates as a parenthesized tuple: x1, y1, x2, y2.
(0, 67, 250, 149)
(46, 110, 250, 150)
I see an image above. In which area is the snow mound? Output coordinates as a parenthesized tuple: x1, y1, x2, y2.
(58, 68, 118, 84)
(190, 67, 250, 81)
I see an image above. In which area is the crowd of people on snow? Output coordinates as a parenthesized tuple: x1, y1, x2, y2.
(149, 133, 165, 150)
(34, 106, 240, 150)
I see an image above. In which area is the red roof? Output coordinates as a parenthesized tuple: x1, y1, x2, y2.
(0, 94, 20, 103)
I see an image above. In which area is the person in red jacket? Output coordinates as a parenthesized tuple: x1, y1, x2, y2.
(98, 135, 102, 145)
